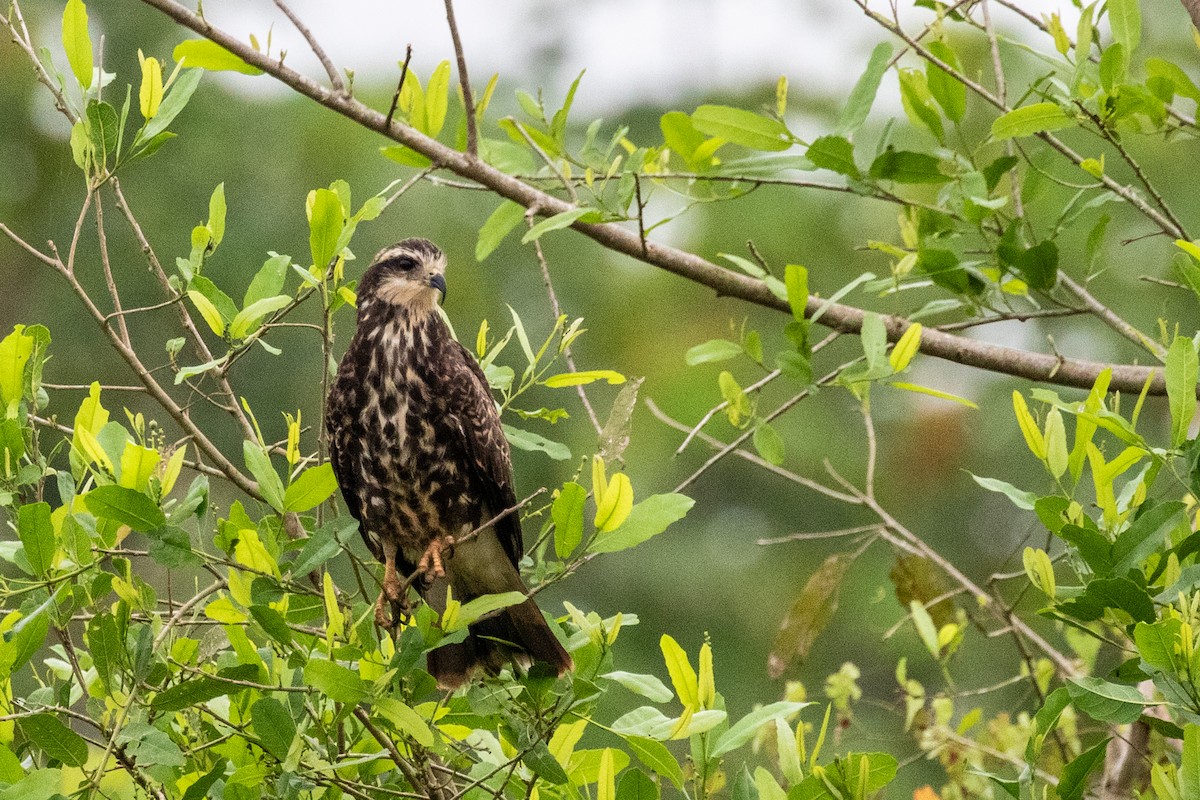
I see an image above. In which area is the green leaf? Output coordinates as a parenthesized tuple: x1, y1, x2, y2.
(1134, 618, 1184, 674)
(524, 740, 571, 785)
(1112, 501, 1186, 575)
(141, 68, 203, 142)
(173, 39, 264, 75)
(243, 440, 286, 512)
(753, 423, 785, 466)
(1067, 676, 1154, 723)
(602, 671, 674, 703)
(0, 770, 63, 800)
(588, 493, 694, 553)
(553, 482, 587, 558)
(86, 101, 119, 163)
(868, 149, 949, 184)
(711, 701, 810, 757)
(17, 502, 53, 577)
(521, 208, 591, 243)
(477, 200, 526, 261)
(784, 264, 808, 322)
(1013, 240, 1059, 291)
(1147, 58, 1200, 105)
(284, 463, 338, 512)
(207, 183, 226, 246)
(1167, 336, 1197, 448)
(308, 188, 345, 268)
(503, 424, 571, 460)
(446, 591, 527, 631)
(228, 295, 291, 340)
(625, 736, 683, 789)
(543, 370, 625, 388)
(1108, 0, 1141, 51)
(969, 475, 1036, 510)
(991, 103, 1074, 139)
(692, 105, 792, 151)
(118, 722, 186, 767)
(5, 599, 51, 674)
(1058, 739, 1110, 800)
(244, 254, 291, 308)
(304, 659, 369, 703)
(0, 325, 34, 412)
(617, 769, 659, 800)
(18, 714, 87, 767)
(684, 339, 742, 366)
(84, 485, 166, 531)
(926, 41, 966, 122)
(374, 697, 435, 747)
(425, 60, 451, 137)
(150, 665, 259, 711)
(1026, 687, 1072, 762)
(62, 0, 93, 89)
(1099, 43, 1129, 95)
(250, 698, 296, 760)
(806, 135, 860, 179)
(836, 42, 893, 135)
(187, 290, 226, 336)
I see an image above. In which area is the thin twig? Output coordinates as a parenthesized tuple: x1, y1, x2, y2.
(646, 399, 860, 505)
(442, 0, 478, 158)
(527, 217, 601, 434)
(273, 0, 345, 93)
(386, 45, 414, 129)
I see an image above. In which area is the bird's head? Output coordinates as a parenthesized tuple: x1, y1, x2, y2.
(358, 238, 448, 315)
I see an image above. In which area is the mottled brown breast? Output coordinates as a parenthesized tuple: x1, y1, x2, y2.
(326, 303, 521, 571)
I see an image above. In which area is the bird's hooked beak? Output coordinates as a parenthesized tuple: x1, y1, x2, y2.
(428, 272, 447, 301)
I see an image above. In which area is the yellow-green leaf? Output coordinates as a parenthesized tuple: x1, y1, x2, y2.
(0, 326, 34, 414)
(991, 103, 1073, 140)
(160, 444, 187, 496)
(139, 54, 163, 119)
(119, 442, 161, 492)
(284, 463, 338, 512)
(188, 290, 226, 336)
(173, 39, 264, 75)
(543, 370, 625, 388)
(1022, 547, 1056, 599)
(660, 634, 699, 709)
(594, 472, 633, 532)
(1013, 391, 1046, 459)
(697, 642, 715, 710)
(1044, 407, 1068, 479)
(62, 0, 93, 90)
(425, 60, 451, 138)
(888, 324, 922, 372)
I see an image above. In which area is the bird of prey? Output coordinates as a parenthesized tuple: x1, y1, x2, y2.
(325, 238, 573, 688)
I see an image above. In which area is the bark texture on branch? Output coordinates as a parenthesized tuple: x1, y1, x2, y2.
(139, 0, 1173, 397)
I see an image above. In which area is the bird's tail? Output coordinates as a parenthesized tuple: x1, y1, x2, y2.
(422, 531, 573, 689)
(427, 597, 573, 689)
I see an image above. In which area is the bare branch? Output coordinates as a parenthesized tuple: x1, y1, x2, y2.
(272, 0, 345, 93)
(442, 0, 478, 158)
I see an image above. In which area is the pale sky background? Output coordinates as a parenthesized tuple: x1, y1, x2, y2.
(203, 0, 1093, 114)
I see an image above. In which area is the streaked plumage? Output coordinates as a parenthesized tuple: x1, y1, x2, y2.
(325, 238, 572, 687)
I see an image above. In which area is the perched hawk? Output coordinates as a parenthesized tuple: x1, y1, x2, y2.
(325, 238, 573, 687)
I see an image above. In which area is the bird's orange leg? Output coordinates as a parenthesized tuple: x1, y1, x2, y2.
(417, 535, 457, 580)
(374, 540, 405, 628)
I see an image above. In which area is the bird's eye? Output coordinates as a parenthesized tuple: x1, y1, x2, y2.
(390, 256, 417, 272)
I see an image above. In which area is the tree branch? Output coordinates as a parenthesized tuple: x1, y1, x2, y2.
(442, 0, 478, 158)
(132, 0, 1176, 397)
